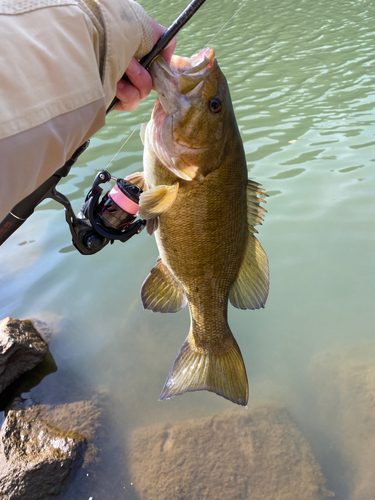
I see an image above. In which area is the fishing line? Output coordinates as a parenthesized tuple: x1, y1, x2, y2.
(107, 0, 250, 171)
(105, 114, 148, 171)
(205, 0, 251, 47)
(106, 0, 211, 170)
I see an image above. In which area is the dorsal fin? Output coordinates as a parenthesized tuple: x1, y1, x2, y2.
(229, 233, 269, 310)
(229, 180, 269, 310)
(247, 179, 267, 231)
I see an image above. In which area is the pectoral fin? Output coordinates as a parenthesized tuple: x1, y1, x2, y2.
(138, 182, 179, 220)
(125, 171, 147, 191)
(141, 259, 187, 313)
(229, 232, 269, 310)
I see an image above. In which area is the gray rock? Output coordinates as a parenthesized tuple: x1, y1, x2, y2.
(0, 406, 86, 499)
(127, 402, 334, 500)
(0, 350, 57, 413)
(28, 399, 103, 467)
(309, 342, 375, 500)
(0, 318, 48, 393)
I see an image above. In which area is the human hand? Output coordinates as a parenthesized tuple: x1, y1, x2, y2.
(114, 19, 177, 112)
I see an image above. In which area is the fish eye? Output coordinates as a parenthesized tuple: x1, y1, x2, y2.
(209, 96, 223, 114)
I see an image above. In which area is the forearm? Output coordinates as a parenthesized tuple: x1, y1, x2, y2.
(0, 0, 154, 220)
(78, 0, 154, 107)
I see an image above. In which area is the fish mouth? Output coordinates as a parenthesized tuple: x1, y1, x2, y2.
(150, 47, 216, 112)
(155, 46, 215, 77)
(149, 48, 216, 179)
(161, 46, 216, 93)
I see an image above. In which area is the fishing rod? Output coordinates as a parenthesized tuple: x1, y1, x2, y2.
(107, 0, 207, 113)
(0, 0, 207, 254)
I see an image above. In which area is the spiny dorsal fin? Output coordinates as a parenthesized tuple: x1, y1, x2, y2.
(141, 259, 187, 313)
(125, 171, 147, 191)
(159, 330, 248, 406)
(229, 233, 269, 310)
(138, 182, 179, 220)
(247, 179, 267, 230)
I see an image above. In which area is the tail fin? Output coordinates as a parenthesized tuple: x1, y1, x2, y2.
(159, 331, 248, 406)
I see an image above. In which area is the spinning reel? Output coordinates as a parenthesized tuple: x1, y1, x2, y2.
(0, 141, 145, 253)
(0, 0, 207, 252)
(58, 169, 146, 255)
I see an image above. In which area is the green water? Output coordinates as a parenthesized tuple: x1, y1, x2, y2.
(1, 0, 375, 498)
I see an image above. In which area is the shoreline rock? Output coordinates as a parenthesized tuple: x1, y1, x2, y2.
(0, 313, 107, 500)
(0, 318, 48, 394)
(0, 407, 86, 499)
(127, 402, 334, 500)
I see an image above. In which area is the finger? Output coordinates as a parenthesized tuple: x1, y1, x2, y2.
(114, 80, 140, 112)
(125, 59, 153, 101)
(150, 19, 177, 65)
(161, 36, 177, 66)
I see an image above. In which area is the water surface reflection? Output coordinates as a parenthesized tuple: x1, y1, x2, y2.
(1, 0, 375, 498)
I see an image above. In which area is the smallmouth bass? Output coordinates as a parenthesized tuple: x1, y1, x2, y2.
(128, 47, 269, 406)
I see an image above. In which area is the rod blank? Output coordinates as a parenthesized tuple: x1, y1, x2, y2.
(106, 0, 207, 113)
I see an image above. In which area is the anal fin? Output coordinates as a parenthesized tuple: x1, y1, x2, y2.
(141, 259, 187, 313)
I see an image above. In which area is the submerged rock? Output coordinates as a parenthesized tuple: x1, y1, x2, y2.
(0, 407, 86, 499)
(309, 343, 375, 500)
(0, 396, 105, 499)
(0, 313, 107, 500)
(127, 402, 334, 500)
(29, 318, 55, 344)
(29, 311, 65, 344)
(0, 317, 48, 393)
(28, 399, 104, 467)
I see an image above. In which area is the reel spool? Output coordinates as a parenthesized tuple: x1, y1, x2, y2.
(68, 170, 146, 255)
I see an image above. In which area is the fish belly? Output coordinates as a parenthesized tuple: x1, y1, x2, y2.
(156, 164, 248, 305)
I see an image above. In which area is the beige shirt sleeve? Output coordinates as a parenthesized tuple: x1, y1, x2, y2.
(0, 0, 154, 221)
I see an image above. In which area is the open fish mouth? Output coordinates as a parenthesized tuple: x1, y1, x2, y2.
(149, 47, 217, 180)
(169, 47, 215, 78)
(157, 46, 215, 77)
(151, 47, 216, 98)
